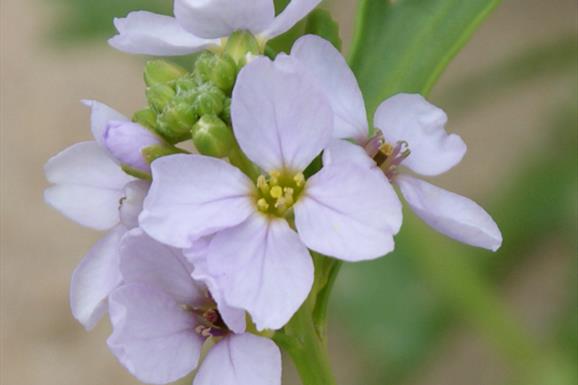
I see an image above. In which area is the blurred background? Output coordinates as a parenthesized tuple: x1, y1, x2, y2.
(1, 0, 576, 384)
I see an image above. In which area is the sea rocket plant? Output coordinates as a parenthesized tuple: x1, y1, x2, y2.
(140, 53, 402, 330)
(45, 2, 504, 384)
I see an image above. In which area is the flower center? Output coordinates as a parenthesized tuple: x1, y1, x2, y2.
(254, 171, 305, 217)
(365, 133, 410, 180)
(184, 305, 229, 338)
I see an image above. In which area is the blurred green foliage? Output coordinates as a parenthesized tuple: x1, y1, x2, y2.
(47, 1, 577, 384)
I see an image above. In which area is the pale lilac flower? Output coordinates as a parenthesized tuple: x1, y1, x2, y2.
(104, 120, 164, 174)
(140, 54, 402, 330)
(109, 0, 322, 56)
(44, 100, 149, 329)
(291, 35, 502, 251)
(108, 229, 281, 385)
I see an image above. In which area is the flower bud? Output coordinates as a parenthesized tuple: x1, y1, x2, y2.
(191, 115, 234, 158)
(146, 83, 176, 113)
(224, 30, 261, 66)
(194, 53, 237, 92)
(194, 83, 226, 116)
(144, 60, 187, 86)
(132, 108, 157, 130)
(104, 121, 164, 174)
(156, 101, 198, 143)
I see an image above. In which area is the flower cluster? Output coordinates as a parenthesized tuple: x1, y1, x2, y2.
(44, 1, 502, 384)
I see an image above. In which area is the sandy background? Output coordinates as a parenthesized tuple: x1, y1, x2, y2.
(1, 0, 576, 384)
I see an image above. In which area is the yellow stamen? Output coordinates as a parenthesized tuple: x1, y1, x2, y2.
(270, 185, 283, 199)
(257, 198, 270, 211)
(293, 173, 305, 187)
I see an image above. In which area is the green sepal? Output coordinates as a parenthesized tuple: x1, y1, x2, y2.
(194, 83, 226, 116)
(141, 144, 184, 164)
(156, 101, 199, 144)
(146, 83, 176, 113)
(191, 114, 234, 158)
(132, 108, 157, 130)
(304, 9, 342, 50)
(224, 30, 261, 66)
(121, 165, 151, 180)
(144, 60, 187, 86)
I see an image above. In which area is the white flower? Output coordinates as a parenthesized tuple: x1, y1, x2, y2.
(291, 35, 502, 251)
(139, 53, 402, 330)
(109, 0, 322, 56)
(44, 101, 149, 329)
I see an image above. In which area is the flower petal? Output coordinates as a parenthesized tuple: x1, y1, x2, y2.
(397, 175, 502, 251)
(185, 243, 247, 334)
(108, 11, 216, 56)
(295, 164, 402, 261)
(322, 139, 376, 169)
(81, 100, 128, 147)
(119, 180, 149, 229)
(207, 214, 313, 330)
(291, 35, 368, 141)
(140, 154, 254, 248)
(174, 0, 274, 39)
(374, 94, 467, 176)
(193, 334, 281, 385)
(261, 0, 322, 39)
(107, 284, 202, 384)
(44, 142, 133, 230)
(232, 55, 332, 172)
(119, 228, 206, 306)
(70, 225, 126, 330)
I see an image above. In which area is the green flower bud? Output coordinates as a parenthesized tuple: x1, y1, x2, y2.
(141, 144, 183, 164)
(194, 83, 226, 116)
(224, 30, 261, 66)
(222, 97, 232, 125)
(210, 54, 237, 92)
(194, 52, 215, 84)
(146, 83, 176, 113)
(175, 74, 200, 95)
(156, 101, 198, 143)
(191, 115, 234, 158)
(144, 60, 187, 86)
(132, 108, 157, 130)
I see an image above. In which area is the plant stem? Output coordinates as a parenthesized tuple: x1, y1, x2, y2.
(276, 295, 337, 385)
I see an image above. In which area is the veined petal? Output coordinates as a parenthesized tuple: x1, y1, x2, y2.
(119, 180, 149, 229)
(109, 11, 216, 56)
(397, 175, 502, 251)
(232, 55, 332, 172)
(70, 225, 126, 330)
(193, 334, 281, 385)
(374, 94, 467, 176)
(261, 0, 322, 39)
(119, 229, 206, 306)
(108, 284, 202, 384)
(185, 243, 247, 334)
(207, 214, 313, 330)
(291, 35, 368, 141)
(295, 164, 402, 261)
(140, 154, 254, 248)
(44, 142, 133, 230)
(81, 100, 128, 147)
(322, 139, 376, 169)
(174, 0, 274, 39)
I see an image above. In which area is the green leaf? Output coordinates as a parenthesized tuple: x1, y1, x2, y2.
(304, 9, 342, 50)
(349, 0, 502, 118)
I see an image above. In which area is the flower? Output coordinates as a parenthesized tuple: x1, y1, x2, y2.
(290, 35, 502, 251)
(103, 120, 165, 174)
(108, 229, 281, 385)
(44, 100, 149, 329)
(109, 0, 322, 56)
(140, 53, 402, 330)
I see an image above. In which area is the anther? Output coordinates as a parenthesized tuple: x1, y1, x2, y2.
(257, 198, 270, 211)
(269, 186, 283, 199)
(293, 173, 305, 187)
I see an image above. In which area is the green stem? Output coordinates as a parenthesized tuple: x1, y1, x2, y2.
(276, 294, 337, 385)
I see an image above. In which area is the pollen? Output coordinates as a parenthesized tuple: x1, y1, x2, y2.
(254, 170, 306, 217)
